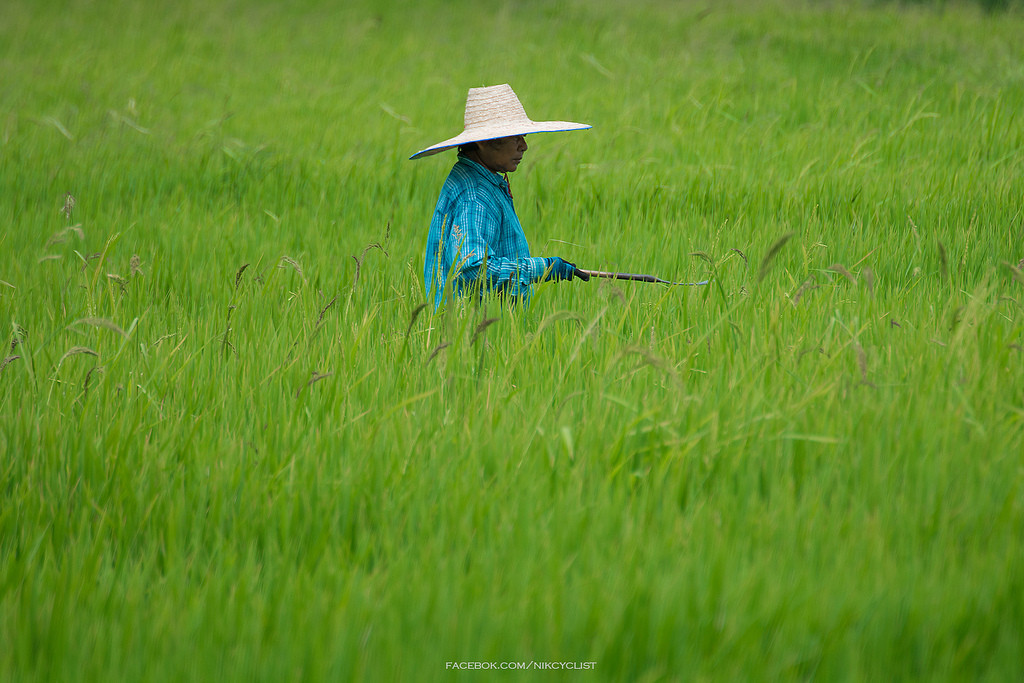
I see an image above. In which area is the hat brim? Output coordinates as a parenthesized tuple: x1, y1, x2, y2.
(409, 120, 591, 160)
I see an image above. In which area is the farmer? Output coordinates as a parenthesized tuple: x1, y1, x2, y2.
(411, 84, 591, 307)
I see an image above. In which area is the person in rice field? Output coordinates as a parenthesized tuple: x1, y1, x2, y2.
(411, 84, 591, 308)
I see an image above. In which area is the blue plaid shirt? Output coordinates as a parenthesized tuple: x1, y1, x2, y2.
(423, 155, 548, 307)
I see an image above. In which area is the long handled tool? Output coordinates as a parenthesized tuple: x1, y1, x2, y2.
(576, 269, 709, 286)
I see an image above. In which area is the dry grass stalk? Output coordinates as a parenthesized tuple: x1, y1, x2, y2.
(83, 365, 104, 396)
(613, 344, 683, 390)
(130, 254, 143, 277)
(296, 370, 333, 397)
(315, 295, 338, 327)
(308, 370, 332, 385)
(352, 243, 389, 286)
(61, 193, 76, 221)
(758, 232, 794, 282)
(690, 251, 713, 265)
(76, 251, 102, 272)
(855, 343, 874, 388)
(792, 277, 819, 305)
(45, 224, 84, 248)
(351, 224, 393, 287)
(278, 256, 305, 280)
(235, 263, 249, 289)
(472, 317, 499, 345)
(937, 241, 949, 282)
(73, 317, 128, 338)
(426, 341, 450, 364)
(59, 346, 98, 364)
(1, 355, 19, 373)
(107, 273, 128, 294)
(405, 303, 427, 340)
(908, 215, 920, 240)
(827, 263, 856, 284)
(862, 267, 875, 294)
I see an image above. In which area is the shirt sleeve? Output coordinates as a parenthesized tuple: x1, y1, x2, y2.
(447, 195, 547, 296)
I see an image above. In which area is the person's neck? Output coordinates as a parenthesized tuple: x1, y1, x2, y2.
(463, 150, 499, 174)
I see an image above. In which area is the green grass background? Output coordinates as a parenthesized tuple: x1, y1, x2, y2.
(2, 0, 1023, 680)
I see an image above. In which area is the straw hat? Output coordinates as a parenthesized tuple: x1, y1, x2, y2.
(409, 84, 590, 160)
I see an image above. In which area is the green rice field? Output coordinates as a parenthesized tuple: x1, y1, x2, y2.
(2, 0, 1023, 680)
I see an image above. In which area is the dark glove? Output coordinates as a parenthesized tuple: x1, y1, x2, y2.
(545, 257, 589, 282)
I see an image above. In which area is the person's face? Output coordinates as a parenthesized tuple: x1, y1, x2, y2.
(475, 135, 528, 173)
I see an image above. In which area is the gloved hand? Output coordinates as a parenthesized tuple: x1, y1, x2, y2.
(544, 257, 590, 282)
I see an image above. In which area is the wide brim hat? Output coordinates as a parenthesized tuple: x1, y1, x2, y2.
(409, 84, 590, 160)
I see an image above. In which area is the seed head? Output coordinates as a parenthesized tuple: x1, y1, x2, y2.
(61, 193, 76, 220)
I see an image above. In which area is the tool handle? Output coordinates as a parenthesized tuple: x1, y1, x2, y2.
(577, 270, 666, 284)
(576, 269, 710, 287)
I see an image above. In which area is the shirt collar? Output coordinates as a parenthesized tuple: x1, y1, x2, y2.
(457, 155, 508, 191)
